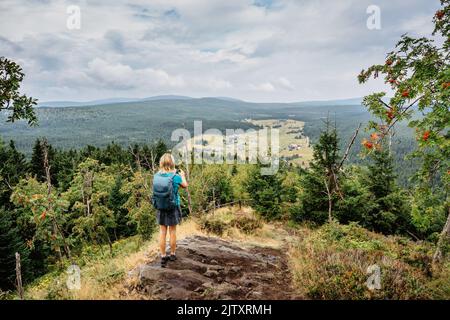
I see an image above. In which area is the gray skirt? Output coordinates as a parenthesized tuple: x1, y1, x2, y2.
(156, 206, 182, 226)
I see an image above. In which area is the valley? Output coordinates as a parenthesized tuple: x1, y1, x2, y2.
(248, 119, 313, 167)
(176, 118, 313, 167)
(0, 96, 418, 184)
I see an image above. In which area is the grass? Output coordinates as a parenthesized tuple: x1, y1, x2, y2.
(24, 219, 202, 300)
(249, 119, 314, 166)
(288, 221, 450, 299)
(21, 207, 450, 300)
(199, 206, 263, 237)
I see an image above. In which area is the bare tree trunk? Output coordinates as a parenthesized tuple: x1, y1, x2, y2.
(388, 131, 392, 154)
(338, 123, 361, 170)
(42, 139, 72, 261)
(15, 252, 24, 300)
(324, 178, 333, 222)
(106, 233, 113, 256)
(52, 221, 63, 263)
(433, 208, 450, 264)
(82, 170, 94, 215)
(212, 188, 216, 216)
(148, 150, 157, 173)
(81, 181, 86, 215)
(183, 146, 193, 216)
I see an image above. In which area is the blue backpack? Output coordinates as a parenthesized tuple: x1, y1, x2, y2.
(152, 172, 177, 210)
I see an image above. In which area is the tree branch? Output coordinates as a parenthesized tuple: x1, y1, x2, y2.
(338, 123, 361, 170)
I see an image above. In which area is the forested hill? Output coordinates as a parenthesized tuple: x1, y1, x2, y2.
(1, 96, 369, 151)
(0, 96, 417, 185)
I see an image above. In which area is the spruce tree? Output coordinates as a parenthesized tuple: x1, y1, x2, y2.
(108, 176, 134, 238)
(293, 120, 341, 224)
(154, 140, 168, 160)
(0, 208, 29, 290)
(30, 139, 60, 186)
(245, 163, 283, 220)
(30, 139, 45, 182)
(363, 149, 410, 234)
(0, 140, 28, 209)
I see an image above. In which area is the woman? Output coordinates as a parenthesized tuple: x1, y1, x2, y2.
(155, 153, 188, 267)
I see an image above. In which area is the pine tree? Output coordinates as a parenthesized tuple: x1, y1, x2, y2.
(363, 149, 410, 234)
(154, 140, 168, 160)
(292, 120, 341, 224)
(99, 142, 128, 166)
(53, 149, 78, 191)
(0, 140, 28, 209)
(0, 208, 29, 290)
(30, 139, 59, 186)
(245, 163, 284, 220)
(231, 164, 238, 176)
(30, 139, 45, 182)
(108, 175, 134, 239)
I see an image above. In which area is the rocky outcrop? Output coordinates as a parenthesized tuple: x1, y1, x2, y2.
(133, 236, 299, 300)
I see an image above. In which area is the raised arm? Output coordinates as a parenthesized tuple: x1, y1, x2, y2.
(178, 169, 188, 188)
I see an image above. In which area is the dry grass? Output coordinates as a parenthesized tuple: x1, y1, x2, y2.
(287, 222, 450, 299)
(248, 119, 314, 167)
(197, 206, 284, 249)
(24, 208, 449, 300)
(25, 219, 202, 300)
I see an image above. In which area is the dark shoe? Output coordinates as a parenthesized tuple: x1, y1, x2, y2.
(169, 254, 177, 261)
(161, 256, 169, 268)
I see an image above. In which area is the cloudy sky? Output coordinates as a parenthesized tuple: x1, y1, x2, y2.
(0, 0, 442, 102)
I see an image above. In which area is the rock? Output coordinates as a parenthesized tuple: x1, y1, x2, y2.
(202, 282, 214, 288)
(250, 291, 263, 298)
(135, 235, 297, 300)
(230, 266, 242, 273)
(204, 269, 220, 278)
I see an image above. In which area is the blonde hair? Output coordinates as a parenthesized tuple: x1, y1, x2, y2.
(159, 153, 175, 172)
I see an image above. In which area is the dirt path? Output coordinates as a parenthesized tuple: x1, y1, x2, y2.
(130, 235, 300, 300)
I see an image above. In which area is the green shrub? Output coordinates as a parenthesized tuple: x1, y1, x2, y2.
(291, 222, 447, 299)
(199, 216, 229, 236)
(231, 216, 263, 234)
(199, 210, 263, 236)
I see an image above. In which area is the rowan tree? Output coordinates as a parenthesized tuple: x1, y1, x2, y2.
(359, 0, 449, 260)
(62, 159, 116, 253)
(121, 171, 156, 240)
(11, 177, 70, 262)
(0, 57, 37, 125)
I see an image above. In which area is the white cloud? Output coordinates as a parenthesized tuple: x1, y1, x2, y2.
(251, 82, 275, 92)
(87, 58, 186, 89)
(276, 77, 294, 91)
(0, 0, 441, 102)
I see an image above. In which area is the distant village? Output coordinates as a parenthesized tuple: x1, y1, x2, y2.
(177, 118, 313, 167)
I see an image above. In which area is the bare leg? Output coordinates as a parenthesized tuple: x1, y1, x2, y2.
(159, 225, 168, 256)
(169, 225, 177, 255)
